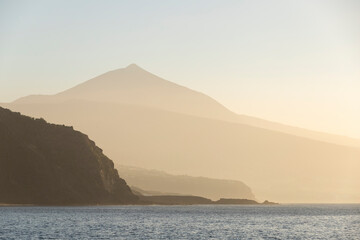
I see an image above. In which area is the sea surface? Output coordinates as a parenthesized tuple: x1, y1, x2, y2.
(0, 204, 359, 239)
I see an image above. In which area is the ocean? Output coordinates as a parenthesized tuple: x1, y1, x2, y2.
(0, 204, 359, 239)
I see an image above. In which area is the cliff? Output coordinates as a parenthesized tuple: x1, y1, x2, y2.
(0, 107, 138, 205)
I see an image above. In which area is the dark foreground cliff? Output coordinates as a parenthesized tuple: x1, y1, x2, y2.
(0, 107, 138, 205)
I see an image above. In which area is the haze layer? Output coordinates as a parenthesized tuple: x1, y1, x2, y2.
(3, 64, 360, 203)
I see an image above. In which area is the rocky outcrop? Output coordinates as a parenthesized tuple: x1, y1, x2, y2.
(0, 107, 138, 205)
(215, 198, 258, 205)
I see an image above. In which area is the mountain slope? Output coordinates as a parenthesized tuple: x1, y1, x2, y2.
(3, 64, 360, 202)
(0, 107, 138, 205)
(12, 64, 360, 147)
(4, 101, 360, 203)
(13, 64, 236, 121)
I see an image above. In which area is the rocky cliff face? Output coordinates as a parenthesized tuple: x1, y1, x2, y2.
(0, 107, 138, 205)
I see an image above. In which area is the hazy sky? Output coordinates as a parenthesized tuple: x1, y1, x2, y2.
(1, 0, 359, 138)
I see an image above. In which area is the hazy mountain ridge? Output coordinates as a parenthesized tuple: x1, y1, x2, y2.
(13, 64, 237, 121)
(3, 64, 360, 203)
(235, 114, 360, 148)
(117, 165, 255, 200)
(5, 99, 360, 202)
(12, 64, 360, 148)
(0, 107, 138, 205)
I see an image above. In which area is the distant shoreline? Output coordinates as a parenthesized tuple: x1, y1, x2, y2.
(0, 202, 272, 207)
(3, 202, 360, 207)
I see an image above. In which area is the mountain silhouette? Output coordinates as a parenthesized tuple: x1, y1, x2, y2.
(117, 165, 255, 201)
(13, 64, 360, 147)
(13, 64, 236, 120)
(0, 107, 138, 205)
(3, 64, 360, 203)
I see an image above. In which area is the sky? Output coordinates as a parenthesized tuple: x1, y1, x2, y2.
(0, 0, 359, 138)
